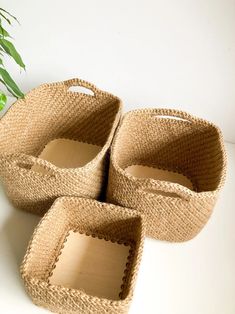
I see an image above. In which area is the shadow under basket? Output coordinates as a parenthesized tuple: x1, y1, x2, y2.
(21, 197, 144, 314)
(107, 108, 227, 242)
(0, 78, 122, 215)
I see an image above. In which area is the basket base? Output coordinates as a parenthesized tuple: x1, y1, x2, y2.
(49, 231, 131, 300)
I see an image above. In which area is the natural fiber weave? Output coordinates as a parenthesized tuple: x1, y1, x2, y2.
(107, 108, 227, 242)
(0, 79, 122, 215)
(21, 197, 145, 314)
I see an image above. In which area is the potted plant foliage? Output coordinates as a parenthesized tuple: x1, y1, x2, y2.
(0, 7, 25, 110)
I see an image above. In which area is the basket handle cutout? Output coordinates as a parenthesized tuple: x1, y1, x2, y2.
(153, 115, 190, 122)
(17, 162, 32, 170)
(64, 79, 98, 96)
(68, 85, 94, 96)
(13, 159, 57, 178)
(147, 109, 199, 123)
(137, 185, 191, 201)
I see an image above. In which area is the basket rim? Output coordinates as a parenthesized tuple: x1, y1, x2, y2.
(22, 276, 132, 306)
(28, 78, 122, 101)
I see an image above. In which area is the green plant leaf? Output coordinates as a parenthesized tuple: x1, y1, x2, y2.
(0, 8, 19, 24)
(0, 90, 7, 110)
(0, 12, 11, 25)
(0, 67, 24, 98)
(0, 38, 25, 69)
(0, 78, 18, 98)
(0, 9, 24, 100)
(0, 24, 10, 37)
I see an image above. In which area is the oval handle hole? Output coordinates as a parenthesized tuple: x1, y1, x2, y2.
(142, 188, 182, 199)
(153, 115, 190, 122)
(16, 162, 32, 170)
(68, 85, 94, 96)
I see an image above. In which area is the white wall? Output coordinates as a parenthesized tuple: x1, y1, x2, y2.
(1, 0, 235, 142)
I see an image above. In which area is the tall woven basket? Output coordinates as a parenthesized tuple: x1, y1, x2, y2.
(0, 79, 122, 215)
(107, 108, 227, 242)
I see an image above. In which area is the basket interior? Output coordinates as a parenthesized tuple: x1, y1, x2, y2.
(126, 165, 194, 190)
(32, 139, 102, 172)
(49, 231, 131, 300)
(23, 198, 142, 300)
(114, 113, 225, 192)
(0, 85, 120, 157)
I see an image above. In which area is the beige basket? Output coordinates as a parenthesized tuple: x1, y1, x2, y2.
(21, 197, 145, 314)
(0, 78, 122, 215)
(107, 108, 226, 242)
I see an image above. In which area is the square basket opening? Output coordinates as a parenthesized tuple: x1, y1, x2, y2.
(114, 112, 225, 193)
(49, 231, 132, 300)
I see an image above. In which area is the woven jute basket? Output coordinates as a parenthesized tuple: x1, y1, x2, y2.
(21, 197, 145, 314)
(0, 78, 122, 215)
(107, 108, 227, 242)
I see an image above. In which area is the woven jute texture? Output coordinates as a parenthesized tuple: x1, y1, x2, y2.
(0, 78, 122, 215)
(107, 108, 227, 242)
(21, 197, 145, 314)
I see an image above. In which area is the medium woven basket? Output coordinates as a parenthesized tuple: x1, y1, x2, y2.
(107, 108, 226, 242)
(21, 197, 145, 314)
(0, 78, 122, 215)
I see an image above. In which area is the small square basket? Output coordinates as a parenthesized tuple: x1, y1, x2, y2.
(21, 197, 145, 314)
